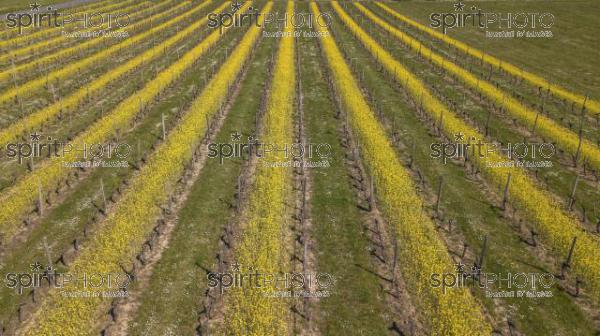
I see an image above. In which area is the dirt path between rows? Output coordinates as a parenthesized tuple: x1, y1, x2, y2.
(104, 43, 258, 336)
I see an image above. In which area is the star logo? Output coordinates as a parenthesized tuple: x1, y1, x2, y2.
(30, 132, 41, 142)
(231, 261, 241, 272)
(231, 131, 242, 141)
(454, 132, 465, 141)
(453, 1, 465, 11)
(30, 2, 41, 11)
(231, 1, 242, 12)
(30, 261, 43, 272)
(454, 262, 465, 272)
